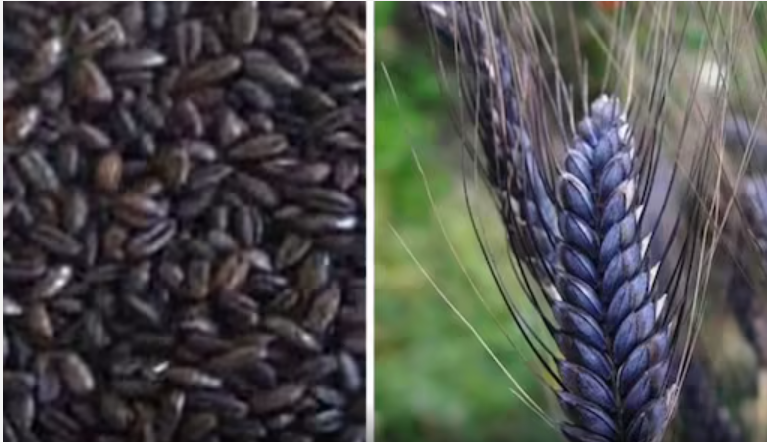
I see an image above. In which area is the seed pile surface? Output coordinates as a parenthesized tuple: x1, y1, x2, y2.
(3, 2, 366, 441)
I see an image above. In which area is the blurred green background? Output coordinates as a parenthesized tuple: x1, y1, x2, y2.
(374, 2, 551, 441)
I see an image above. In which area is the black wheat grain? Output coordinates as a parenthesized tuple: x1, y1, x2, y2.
(3, 2, 366, 441)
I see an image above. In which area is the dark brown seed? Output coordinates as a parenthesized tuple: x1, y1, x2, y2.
(30, 265, 73, 300)
(4, 296, 24, 316)
(340, 426, 366, 442)
(184, 334, 232, 356)
(29, 224, 82, 257)
(77, 18, 126, 56)
(95, 151, 123, 192)
(186, 259, 211, 300)
(164, 366, 222, 389)
(156, 149, 191, 189)
(243, 247, 273, 272)
(4, 201, 15, 219)
(229, 204, 257, 246)
(233, 79, 275, 110)
(72, 59, 113, 103)
(278, 432, 313, 442)
(298, 86, 337, 115)
(217, 108, 249, 146)
(342, 330, 366, 355)
(123, 260, 152, 293)
(201, 24, 226, 56)
(24, 37, 65, 84)
(338, 351, 362, 392)
(58, 352, 95, 395)
(125, 220, 177, 258)
(123, 294, 161, 326)
(260, 158, 333, 184)
(286, 187, 357, 214)
(303, 408, 344, 433)
(17, 149, 60, 192)
(324, 130, 364, 151)
(4, 372, 36, 395)
(114, 192, 169, 227)
(37, 408, 82, 439)
(323, 55, 365, 79)
(4, 76, 19, 101)
(206, 229, 237, 252)
(178, 413, 218, 442)
(330, 13, 365, 55)
(100, 392, 134, 431)
(211, 253, 250, 292)
(146, 1, 168, 30)
(298, 251, 331, 293)
(157, 390, 185, 442)
(82, 311, 110, 349)
(134, 403, 158, 442)
(60, 189, 89, 233)
(279, 208, 358, 233)
(187, 391, 248, 419)
(172, 20, 203, 66)
(249, 384, 306, 414)
(5, 106, 41, 143)
(275, 35, 310, 77)
(176, 189, 216, 219)
(215, 292, 260, 329)
(218, 420, 267, 439)
(265, 412, 297, 431)
(276, 234, 312, 269)
(206, 345, 269, 373)
(7, 393, 35, 430)
(311, 107, 355, 136)
(72, 123, 112, 150)
(233, 173, 279, 208)
(294, 355, 339, 383)
(158, 261, 185, 290)
(182, 140, 218, 162)
(170, 99, 204, 137)
(265, 316, 321, 352)
(104, 49, 167, 70)
(305, 284, 341, 334)
(243, 50, 302, 92)
(101, 224, 128, 260)
(312, 385, 347, 408)
(267, 6, 306, 25)
(33, 355, 61, 404)
(180, 55, 242, 89)
(134, 97, 165, 130)
(230, 2, 259, 46)
(187, 164, 233, 191)
(331, 79, 366, 97)
(228, 134, 289, 160)
(334, 155, 361, 191)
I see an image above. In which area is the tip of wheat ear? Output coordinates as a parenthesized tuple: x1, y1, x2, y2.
(553, 95, 676, 442)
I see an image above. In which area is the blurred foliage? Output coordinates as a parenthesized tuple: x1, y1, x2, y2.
(374, 2, 551, 442)
(374, 2, 447, 227)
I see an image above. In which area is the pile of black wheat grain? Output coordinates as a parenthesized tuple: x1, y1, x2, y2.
(3, 2, 366, 442)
